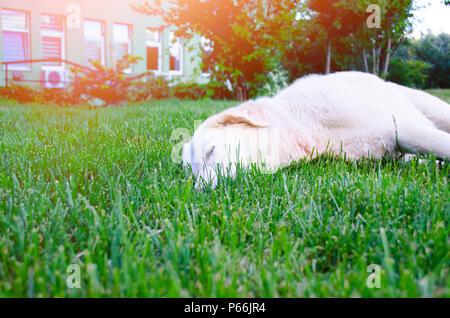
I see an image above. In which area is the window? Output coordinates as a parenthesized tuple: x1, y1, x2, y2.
(146, 29, 162, 74)
(169, 31, 183, 74)
(1, 9, 30, 69)
(84, 20, 105, 67)
(113, 23, 132, 72)
(41, 14, 65, 66)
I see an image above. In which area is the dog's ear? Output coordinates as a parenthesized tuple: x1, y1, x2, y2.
(216, 101, 270, 128)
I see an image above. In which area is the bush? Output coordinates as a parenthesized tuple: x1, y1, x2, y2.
(0, 84, 76, 105)
(207, 81, 234, 100)
(387, 57, 432, 89)
(129, 77, 234, 101)
(390, 33, 450, 89)
(0, 54, 235, 106)
(172, 81, 234, 100)
(252, 67, 289, 98)
(71, 55, 146, 106)
(172, 81, 210, 99)
(413, 33, 450, 88)
(40, 88, 79, 105)
(0, 55, 145, 106)
(129, 74, 171, 101)
(0, 84, 36, 104)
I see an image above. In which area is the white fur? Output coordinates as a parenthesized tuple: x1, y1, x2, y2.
(184, 71, 450, 189)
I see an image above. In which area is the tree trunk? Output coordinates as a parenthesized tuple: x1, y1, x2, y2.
(236, 86, 243, 102)
(378, 45, 386, 76)
(382, 37, 392, 76)
(326, 39, 331, 74)
(363, 48, 369, 73)
(376, 47, 381, 74)
(372, 42, 377, 75)
(235, 78, 248, 102)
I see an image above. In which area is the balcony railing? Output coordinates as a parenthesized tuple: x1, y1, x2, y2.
(1, 58, 91, 87)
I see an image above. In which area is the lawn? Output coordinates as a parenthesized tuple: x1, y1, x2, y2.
(0, 91, 449, 297)
(426, 89, 450, 103)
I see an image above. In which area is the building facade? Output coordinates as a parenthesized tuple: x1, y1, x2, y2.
(0, 0, 204, 87)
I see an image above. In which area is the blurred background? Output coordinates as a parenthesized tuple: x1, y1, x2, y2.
(0, 0, 448, 103)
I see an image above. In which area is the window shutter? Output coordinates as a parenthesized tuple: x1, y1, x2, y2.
(114, 43, 129, 64)
(84, 40, 102, 65)
(2, 31, 28, 64)
(42, 36, 62, 64)
(2, 10, 27, 30)
(113, 24, 129, 42)
(2, 10, 29, 68)
(84, 20, 105, 67)
(146, 29, 160, 43)
(146, 46, 159, 71)
(41, 15, 64, 32)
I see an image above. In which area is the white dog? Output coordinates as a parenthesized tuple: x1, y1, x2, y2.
(183, 71, 450, 189)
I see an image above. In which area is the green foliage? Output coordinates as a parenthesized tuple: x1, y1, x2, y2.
(132, 0, 419, 94)
(0, 84, 36, 104)
(0, 79, 233, 106)
(413, 33, 450, 88)
(0, 56, 234, 105)
(359, 0, 413, 75)
(72, 55, 146, 106)
(390, 33, 450, 89)
(0, 97, 449, 297)
(171, 81, 234, 100)
(172, 81, 212, 100)
(133, 0, 300, 100)
(203, 81, 235, 100)
(279, 0, 414, 77)
(387, 57, 432, 88)
(278, 21, 328, 81)
(252, 67, 290, 98)
(308, 0, 362, 38)
(129, 75, 233, 101)
(129, 74, 172, 101)
(0, 84, 78, 106)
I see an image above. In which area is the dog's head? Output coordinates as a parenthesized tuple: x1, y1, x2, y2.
(183, 100, 282, 190)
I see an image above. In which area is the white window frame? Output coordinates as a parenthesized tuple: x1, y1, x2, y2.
(1, 9, 31, 71)
(41, 14, 65, 69)
(113, 23, 132, 74)
(146, 28, 162, 75)
(168, 31, 183, 76)
(83, 19, 106, 67)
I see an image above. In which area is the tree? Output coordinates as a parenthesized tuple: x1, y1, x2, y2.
(413, 33, 450, 88)
(71, 55, 145, 106)
(386, 57, 431, 88)
(307, 0, 361, 74)
(379, 0, 413, 76)
(132, 0, 298, 100)
(306, 0, 414, 76)
(358, 0, 413, 76)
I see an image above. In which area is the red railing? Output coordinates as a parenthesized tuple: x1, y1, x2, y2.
(1, 58, 91, 87)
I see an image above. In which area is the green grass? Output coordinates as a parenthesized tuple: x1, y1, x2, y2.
(0, 92, 449, 297)
(426, 89, 450, 103)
